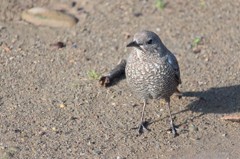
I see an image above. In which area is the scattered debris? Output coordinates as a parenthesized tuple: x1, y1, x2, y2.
(52, 127, 57, 131)
(221, 115, 240, 122)
(192, 47, 201, 54)
(71, 1, 77, 7)
(192, 37, 202, 46)
(222, 133, 227, 137)
(50, 42, 66, 49)
(0, 25, 6, 31)
(133, 12, 143, 17)
(191, 37, 204, 53)
(1, 146, 21, 159)
(200, 0, 206, 7)
(188, 124, 198, 132)
(1, 43, 11, 52)
(59, 103, 65, 108)
(21, 7, 78, 28)
(123, 32, 131, 39)
(155, 0, 167, 10)
(87, 70, 101, 80)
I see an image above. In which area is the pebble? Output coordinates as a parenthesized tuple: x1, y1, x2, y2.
(0, 25, 6, 31)
(192, 47, 201, 54)
(189, 124, 198, 132)
(93, 148, 101, 155)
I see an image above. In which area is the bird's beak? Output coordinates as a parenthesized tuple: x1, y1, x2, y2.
(126, 41, 139, 48)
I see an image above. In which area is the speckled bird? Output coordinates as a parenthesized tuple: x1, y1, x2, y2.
(126, 30, 181, 136)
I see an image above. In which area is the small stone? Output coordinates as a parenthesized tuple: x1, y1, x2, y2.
(192, 47, 201, 54)
(222, 133, 227, 137)
(133, 12, 143, 17)
(72, 43, 78, 48)
(59, 103, 65, 108)
(188, 124, 198, 132)
(71, 1, 77, 7)
(93, 148, 101, 155)
(0, 26, 6, 31)
(186, 44, 192, 50)
(52, 127, 57, 131)
(4, 146, 20, 158)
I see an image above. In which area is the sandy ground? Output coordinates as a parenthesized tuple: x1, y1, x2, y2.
(0, 0, 240, 159)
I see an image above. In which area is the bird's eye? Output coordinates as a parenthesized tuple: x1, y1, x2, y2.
(147, 39, 152, 44)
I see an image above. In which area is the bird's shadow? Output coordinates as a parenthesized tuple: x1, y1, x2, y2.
(103, 68, 240, 114)
(183, 85, 240, 114)
(103, 67, 240, 114)
(148, 85, 240, 128)
(101, 62, 240, 127)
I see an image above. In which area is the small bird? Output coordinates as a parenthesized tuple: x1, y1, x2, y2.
(125, 30, 181, 136)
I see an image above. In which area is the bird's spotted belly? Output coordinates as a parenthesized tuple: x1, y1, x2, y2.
(126, 61, 177, 99)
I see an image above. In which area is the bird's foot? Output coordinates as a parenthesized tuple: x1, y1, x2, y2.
(168, 125, 179, 137)
(138, 121, 150, 134)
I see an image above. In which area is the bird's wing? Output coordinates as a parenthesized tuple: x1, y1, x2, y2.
(166, 52, 181, 84)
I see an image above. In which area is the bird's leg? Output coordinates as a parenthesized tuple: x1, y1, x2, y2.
(174, 88, 183, 99)
(138, 99, 148, 134)
(166, 99, 178, 137)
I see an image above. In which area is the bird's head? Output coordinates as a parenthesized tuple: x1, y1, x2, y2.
(127, 30, 166, 55)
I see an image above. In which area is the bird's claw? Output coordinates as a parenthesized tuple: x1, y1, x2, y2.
(138, 121, 150, 134)
(99, 76, 110, 87)
(168, 125, 179, 137)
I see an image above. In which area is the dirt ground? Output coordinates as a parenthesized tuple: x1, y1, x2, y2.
(0, 0, 240, 159)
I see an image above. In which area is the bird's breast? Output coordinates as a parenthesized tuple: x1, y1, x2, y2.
(126, 52, 177, 99)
